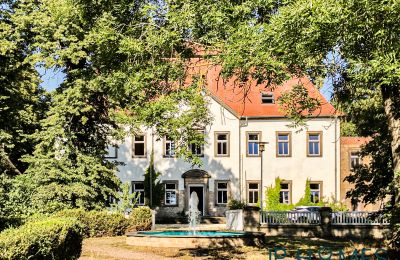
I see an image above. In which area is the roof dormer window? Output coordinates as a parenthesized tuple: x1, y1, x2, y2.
(261, 92, 274, 104)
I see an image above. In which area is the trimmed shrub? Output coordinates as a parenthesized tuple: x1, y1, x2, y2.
(54, 209, 129, 237)
(128, 206, 152, 231)
(0, 217, 83, 260)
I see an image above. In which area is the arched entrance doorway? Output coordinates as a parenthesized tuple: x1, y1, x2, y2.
(182, 169, 210, 216)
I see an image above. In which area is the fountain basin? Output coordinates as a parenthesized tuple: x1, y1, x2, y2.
(126, 230, 264, 248)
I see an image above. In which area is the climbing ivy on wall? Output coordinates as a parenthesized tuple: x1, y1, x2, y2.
(264, 178, 294, 211)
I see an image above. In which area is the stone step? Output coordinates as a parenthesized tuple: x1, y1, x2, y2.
(200, 217, 226, 224)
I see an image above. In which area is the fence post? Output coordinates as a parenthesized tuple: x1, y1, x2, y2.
(320, 207, 332, 237)
(243, 206, 260, 231)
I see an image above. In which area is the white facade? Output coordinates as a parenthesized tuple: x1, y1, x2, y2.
(109, 96, 340, 217)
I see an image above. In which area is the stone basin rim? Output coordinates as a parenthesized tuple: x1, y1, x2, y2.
(126, 230, 264, 238)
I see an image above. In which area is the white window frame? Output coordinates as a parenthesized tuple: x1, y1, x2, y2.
(350, 151, 361, 170)
(247, 132, 260, 156)
(215, 132, 230, 157)
(310, 182, 322, 203)
(277, 132, 291, 157)
(261, 92, 275, 104)
(133, 134, 146, 157)
(132, 182, 145, 205)
(189, 130, 204, 156)
(164, 136, 175, 157)
(164, 182, 178, 206)
(216, 181, 228, 205)
(247, 182, 260, 205)
(307, 132, 322, 157)
(279, 182, 291, 204)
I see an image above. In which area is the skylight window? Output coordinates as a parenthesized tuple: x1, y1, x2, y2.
(261, 92, 274, 104)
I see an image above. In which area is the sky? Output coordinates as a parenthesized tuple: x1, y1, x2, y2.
(38, 68, 334, 101)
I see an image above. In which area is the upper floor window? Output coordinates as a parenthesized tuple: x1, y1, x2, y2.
(307, 132, 322, 157)
(247, 182, 260, 205)
(350, 151, 361, 170)
(164, 136, 175, 157)
(164, 182, 178, 206)
(132, 182, 145, 205)
(216, 181, 228, 205)
(247, 132, 260, 156)
(189, 130, 204, 156)
(277, 132, 291, 157)
(261, 92, 274, 104)
(310, 182, 322, 203)
(215, 132, 230, 157)
(133, 134, 146, 157)
(279, 181, 291, 204)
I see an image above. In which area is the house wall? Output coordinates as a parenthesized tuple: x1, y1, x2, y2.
(340, 138, 383, 211)
(111, 96, 340, 217)
(240, 117, 341, 205)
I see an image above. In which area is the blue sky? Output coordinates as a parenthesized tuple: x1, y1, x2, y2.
(38, 68, 333, 101)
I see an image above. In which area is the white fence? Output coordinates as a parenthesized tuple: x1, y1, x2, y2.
(260, 211, 321, 225)
(331, 211, 389, 225)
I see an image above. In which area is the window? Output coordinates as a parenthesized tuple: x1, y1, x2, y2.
(279, 181, 291, 204)
(216, 181, 228, 205)
(105, 145, 118, 159)
(133, 135, 146, 157)
(247, 182, 260, 205)
(132, 182, 145, 205)
(164, 182, 178, 206)
(164, 136, 175, 157)
(307, 132, 322, 156)
(215, 132, 230, 156)
(350, 151, 361, 170)
(247, 132, 260, 156)
(277, 132, 291, 157)
(189, 130, 204, 156)
(310, 182, 322, 203)
(261, 92, 274, 104)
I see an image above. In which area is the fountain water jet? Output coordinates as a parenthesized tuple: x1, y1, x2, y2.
(188, 191, 201, 234)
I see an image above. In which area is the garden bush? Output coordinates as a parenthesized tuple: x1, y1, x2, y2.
(128, 206, 152, 231)
(0, 217, 83, 260)
(227, 199, 246, 210)
(54, 209, 129, 237)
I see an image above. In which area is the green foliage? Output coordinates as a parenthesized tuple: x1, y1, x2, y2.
(264, 178, 294, 211)
(144, 151, 164, 208)
(227, 199, 246, 210)
(129, 206, 152, 231)
(296, 179, 324, 207)
(111, 182, 140, 214)
(54, 209, 129, 238)
(0, 217, 84, 260)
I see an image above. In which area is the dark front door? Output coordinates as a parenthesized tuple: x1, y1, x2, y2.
(189, 186, 204, 215)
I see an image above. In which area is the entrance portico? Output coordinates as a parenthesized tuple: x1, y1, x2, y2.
(182, 169, 210, 216)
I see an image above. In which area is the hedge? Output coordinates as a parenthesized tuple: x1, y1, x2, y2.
(54, 209, 129, 237)
(128, 206, 152, 231)
(0, 217, 83, 260)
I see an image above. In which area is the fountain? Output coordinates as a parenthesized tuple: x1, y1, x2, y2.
(188, 191, 201, 234)
(126, 192, 265, 248)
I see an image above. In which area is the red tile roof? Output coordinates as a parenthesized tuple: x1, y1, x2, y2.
(341, 137, 372, 145)
(187, 58, 338, 118)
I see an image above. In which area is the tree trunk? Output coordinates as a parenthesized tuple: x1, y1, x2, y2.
(381, 85, 400, 202)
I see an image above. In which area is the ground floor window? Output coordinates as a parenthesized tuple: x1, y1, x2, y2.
(215, 181, 228, 205)
(132, 182, 145, 205)
(247, 182, 260, 205)
(279, 181, 292, 204)
(310, 182, 322, 203)
(165, 182, 178, 206)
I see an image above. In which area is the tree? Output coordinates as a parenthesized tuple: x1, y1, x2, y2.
(0, 1, 48, 176)
(9, 0, 211, 213)
(144, 151, 164, 208)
